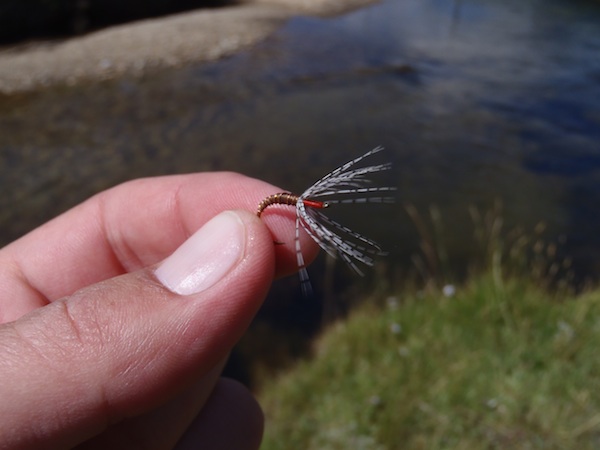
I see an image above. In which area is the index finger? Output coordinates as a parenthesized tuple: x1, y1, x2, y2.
(0, 172, 318, 320)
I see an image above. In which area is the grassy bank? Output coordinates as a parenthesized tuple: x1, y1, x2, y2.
(258, 273, 600, 449)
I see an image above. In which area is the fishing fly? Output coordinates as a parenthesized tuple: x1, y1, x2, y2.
(256, 146, 395, 295)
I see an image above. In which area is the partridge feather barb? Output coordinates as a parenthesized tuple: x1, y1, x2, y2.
(257, 146, 395, 295)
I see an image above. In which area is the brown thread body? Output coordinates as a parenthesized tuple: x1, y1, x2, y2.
(256, 193, 299, 217)
(257, 193, 328, 217)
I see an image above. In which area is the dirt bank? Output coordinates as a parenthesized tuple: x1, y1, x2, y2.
(0, 0, 377, 94)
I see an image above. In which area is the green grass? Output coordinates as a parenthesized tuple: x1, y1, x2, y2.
(258, 274, 600, 449)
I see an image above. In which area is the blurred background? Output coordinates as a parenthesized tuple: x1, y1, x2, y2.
(0, 0, 233, 43)
(1, 0, 600, 386)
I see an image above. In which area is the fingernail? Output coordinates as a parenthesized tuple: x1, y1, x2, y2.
(155, 211, 245, 295)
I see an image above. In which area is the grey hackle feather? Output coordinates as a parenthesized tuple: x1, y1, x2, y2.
(257, 146, 396, 296)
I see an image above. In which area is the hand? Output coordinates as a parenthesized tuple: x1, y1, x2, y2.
(0, 172, 317, 450)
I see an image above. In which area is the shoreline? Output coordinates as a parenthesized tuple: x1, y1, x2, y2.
(0, 0, 377, 94)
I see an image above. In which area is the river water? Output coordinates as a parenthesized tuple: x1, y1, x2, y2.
(1, 0, 600, 304)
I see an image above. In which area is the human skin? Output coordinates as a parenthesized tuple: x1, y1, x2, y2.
(0, 172, 317, 449)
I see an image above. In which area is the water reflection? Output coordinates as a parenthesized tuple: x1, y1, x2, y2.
(1, 0, 600, 291)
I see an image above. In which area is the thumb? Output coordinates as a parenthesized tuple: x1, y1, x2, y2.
(0, 210, 274, 449)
